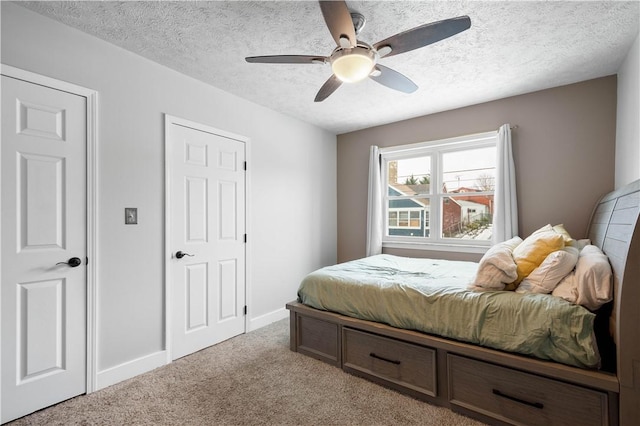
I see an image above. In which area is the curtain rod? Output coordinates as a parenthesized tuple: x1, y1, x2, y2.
(510, 125, 519, 129)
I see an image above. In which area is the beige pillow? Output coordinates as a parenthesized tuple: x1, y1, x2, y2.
(516, 246, 579, 294)
(551, 245, 613, 310)
(509, 225, 565, 289)
(469, 237, 522, 291)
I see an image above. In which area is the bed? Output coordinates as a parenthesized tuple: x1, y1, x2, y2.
(286, 178, 640, 426)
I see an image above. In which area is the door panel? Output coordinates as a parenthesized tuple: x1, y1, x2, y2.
(169, 121, 246, 360)
(1, 75, 87, 423)
(219, 180, 237, 240)
(19, 153, 66, 249)
(186, 262, 208, 331)
(186, 177, 208, 242)
(19, 278, 65, 379)
(218, 258, 237, 320)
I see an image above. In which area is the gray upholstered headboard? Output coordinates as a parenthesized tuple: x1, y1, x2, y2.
(586, 178, 640, 420)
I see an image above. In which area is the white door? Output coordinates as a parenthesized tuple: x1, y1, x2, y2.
(1, 75, 87, 422)
(167, 118, 246, 360)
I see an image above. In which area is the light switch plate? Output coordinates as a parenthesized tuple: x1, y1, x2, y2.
(125, 208, 137, 225)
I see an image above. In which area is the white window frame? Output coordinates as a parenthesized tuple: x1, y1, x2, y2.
(380, 131, 498, 254)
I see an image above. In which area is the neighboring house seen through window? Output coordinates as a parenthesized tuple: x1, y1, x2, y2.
(380, 132, 498, 251)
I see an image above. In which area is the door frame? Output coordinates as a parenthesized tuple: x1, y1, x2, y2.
(0, 64, 99, 420)
(163, 114, 251, 362)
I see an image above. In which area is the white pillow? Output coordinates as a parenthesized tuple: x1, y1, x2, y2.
(573, 239, 592, 250)
(469, 237, 522, 291)
(551, 245, 613, 310)
(516, 246, 579, 294)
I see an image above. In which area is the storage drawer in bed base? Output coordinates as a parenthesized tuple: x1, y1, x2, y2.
(287, 302, 620, 426)
(448, 354, 610, 426)
(291, 310, 341, 367)
(343, 327, 437, 400)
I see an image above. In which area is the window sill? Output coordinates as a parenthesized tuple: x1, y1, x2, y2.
(382, 241, 489, 254)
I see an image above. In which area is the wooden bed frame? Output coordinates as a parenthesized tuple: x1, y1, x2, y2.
(287, 179, 639, 426)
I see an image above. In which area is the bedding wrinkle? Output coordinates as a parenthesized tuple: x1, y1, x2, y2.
(298, 254, 600, 368)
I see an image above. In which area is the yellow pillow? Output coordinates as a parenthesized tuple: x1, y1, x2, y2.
(552, 224, 575, 246)
(508, 225, 565, 289)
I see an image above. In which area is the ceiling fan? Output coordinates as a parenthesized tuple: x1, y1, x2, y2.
(245, 1, 471, 102)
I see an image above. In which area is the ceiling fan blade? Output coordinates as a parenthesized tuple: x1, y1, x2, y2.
(319, 1, 357, 47)
(369, 65, 418, 93)
(314, 74, 342, 102)
(245, 55, 327, 64)
(373, 16, 471, 58)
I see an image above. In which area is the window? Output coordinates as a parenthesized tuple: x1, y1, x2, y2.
(380, 132, 497, 251)
(388, 209, 423, 232)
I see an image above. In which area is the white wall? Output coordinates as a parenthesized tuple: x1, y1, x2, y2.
(616, 32, 640, 188)
(1, 3, 336, 386)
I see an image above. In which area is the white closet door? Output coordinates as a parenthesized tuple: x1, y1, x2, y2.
(168, 119, 246, 360)
(1, 75, 87, 423)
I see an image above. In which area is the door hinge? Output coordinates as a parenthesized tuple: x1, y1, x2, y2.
(243, 305, 247, 316)
(244, 234, 247, 243)
(243, 161, 247, 171)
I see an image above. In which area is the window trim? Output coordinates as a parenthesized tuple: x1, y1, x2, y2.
(380, 131, 497, 253)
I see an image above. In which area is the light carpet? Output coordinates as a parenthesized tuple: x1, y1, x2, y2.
(9, 319, 485, 425)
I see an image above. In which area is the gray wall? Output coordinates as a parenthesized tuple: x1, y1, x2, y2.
(616, 32, 640, 189)
(337, 77, 617, 263)
(2, 3, 337, 380)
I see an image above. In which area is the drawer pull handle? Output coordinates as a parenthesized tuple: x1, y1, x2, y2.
(369, 352, 401, 365)
(492, 389, 544, 409)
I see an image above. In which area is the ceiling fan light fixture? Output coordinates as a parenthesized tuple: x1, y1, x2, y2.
(331, 46, 377, 83)
(245, 1, 472, 101)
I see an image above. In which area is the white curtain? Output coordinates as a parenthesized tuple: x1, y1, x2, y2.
(492, 124, 519, 244)
(366, 145, 383, 256)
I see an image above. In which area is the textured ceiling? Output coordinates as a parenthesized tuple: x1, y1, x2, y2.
(17, 1, 640, 134)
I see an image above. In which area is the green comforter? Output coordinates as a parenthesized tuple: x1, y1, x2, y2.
(297, 254, 599, 368)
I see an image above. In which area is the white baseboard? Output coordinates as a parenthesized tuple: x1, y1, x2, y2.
(248, 307, 288, 331)
(95, 350, 167, 391)
(94, 310, 288, 390)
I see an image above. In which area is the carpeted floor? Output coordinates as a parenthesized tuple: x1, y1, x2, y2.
(9, 319, 485, 425)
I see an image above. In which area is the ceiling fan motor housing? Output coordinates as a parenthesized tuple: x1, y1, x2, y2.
(350, 12, 366, 35)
